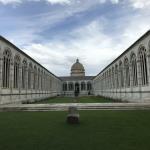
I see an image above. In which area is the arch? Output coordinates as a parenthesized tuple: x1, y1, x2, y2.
(119, 61, 124, 88)
(33, 65, 37, 89)
(2, 49, 12, 88)
(124, 57, 130, 87)
(41, 70, 43, 90)
(28, 63, 32, 89)
(115, 64, 119, 88)
(14, 54, 21, 89)
(37, 68, 40, 89)
(112, 67, 115, 88)
(22, 59, 27, 89)
(109, 69, 111, 89)
(81, 82, 86, 91)
(75, 82, 80, 96)
(63, 82, 67, 91)
(130, 53, 138, 86)
(87, 81, 92, 91)
(68, 82, 74, 91)
(138, 46, 148, 85)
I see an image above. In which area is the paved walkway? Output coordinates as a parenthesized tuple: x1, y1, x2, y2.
(1, 103, 150, 111)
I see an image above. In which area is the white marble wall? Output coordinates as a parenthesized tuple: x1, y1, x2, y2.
(0, 37, 62, 104)
(93, 31, 150, 103)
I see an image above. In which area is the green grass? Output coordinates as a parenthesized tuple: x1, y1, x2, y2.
(0, 110, 150, 150)
(35, 96, 116, 104)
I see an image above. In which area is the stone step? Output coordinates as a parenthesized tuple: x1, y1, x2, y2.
(0, 103, 150, 111)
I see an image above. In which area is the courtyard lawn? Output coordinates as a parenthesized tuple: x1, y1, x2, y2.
(35, 96, 117, 104)
(0, 110, 150, 150)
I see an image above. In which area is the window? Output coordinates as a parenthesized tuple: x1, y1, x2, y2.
(2, 49, 11, 88)
(14, 55, 20, 89)
(68, 82, 74, 91)
(87, 82, 92, 91)
(115, 65, 119, 88)
(22, 59, 27, 89)
(119, 61, 124, 88)
(130, 53, 138, 86)
(28, 63, 32, 89)
(124, 58, 130, 87)
(138, 46, 148, 85)
(81, 82, 86, 91)
(33, 66, 37, 89)
(63, 83, 67, 91)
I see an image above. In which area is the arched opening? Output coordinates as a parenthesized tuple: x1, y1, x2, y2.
(33, 66, 37, 90)
(115, 64, 119, 88)
(75, 82, 80, 96)
(112, 67, 115, 88)
(37, 68, 40, 89)
(130, 53, 138, 86)
(87, 82, 92, 91)
(68, 82, 74, 91)
(2, 49, 11, 88)
(119, 61, 124, 88)
(138, 46, 148, 85)
(81, 82, 86, 91)
(124, 58, 130, 87)
(28, 63, 32, 89)
(22, 59, 27, 89)
(63, 82, 67, 91)
(14, 55, 21, 89)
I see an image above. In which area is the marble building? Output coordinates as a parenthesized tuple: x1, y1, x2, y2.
(93, 30, 150, 102)
(0, 36, 62, 104)
(60, 59, 94, 96)
(0, 30, 150, 104)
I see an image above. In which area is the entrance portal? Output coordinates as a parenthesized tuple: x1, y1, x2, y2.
(75, 83, 80, 97)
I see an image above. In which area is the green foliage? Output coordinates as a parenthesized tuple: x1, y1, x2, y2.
(0, 110, 150, 150)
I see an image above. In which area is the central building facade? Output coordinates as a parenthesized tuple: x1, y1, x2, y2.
(60, 59, 94, 96)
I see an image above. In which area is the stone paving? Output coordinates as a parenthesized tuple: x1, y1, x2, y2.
(0, 103, 150, 111)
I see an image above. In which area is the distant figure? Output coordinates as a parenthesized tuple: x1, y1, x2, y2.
(88, 91, 91, 95)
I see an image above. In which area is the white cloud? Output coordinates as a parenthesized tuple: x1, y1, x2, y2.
(1, 0, 150, 76)
(23, 20, 121, 76)
(0, 0, 71, 5)
(129, 0, 150, 9)
(22, 8, 150, 76)
(46, 0, 71, 4)
(0, 0, 21, 4)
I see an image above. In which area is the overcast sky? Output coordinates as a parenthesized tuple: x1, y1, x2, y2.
(0, 0, 150, 76)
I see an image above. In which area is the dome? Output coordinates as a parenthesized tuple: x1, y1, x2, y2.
(71, 59, 85, 76)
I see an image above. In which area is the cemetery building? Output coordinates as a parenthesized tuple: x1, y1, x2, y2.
(60, 59, 94, 96)
(0, 36, 62, 104)
(93, 30, 150, 103)
(0, 30, 150, 104)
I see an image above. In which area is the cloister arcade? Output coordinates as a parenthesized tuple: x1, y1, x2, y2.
(1, 30, 150, 104)
(0, 36, 62, 104)
(62, 81, 92, 96)
(93, 31, 150, 102)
